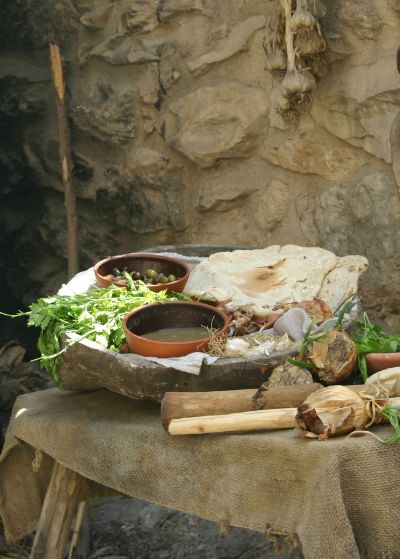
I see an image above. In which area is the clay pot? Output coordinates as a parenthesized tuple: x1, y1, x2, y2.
(94, 253, 190, 293)
(122, 301, 229, 358)
(365, 353, 400, 374)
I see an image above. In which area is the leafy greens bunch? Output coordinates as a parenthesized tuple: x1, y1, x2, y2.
(5, 274, 187, 382)
(351, 313, 400, 381)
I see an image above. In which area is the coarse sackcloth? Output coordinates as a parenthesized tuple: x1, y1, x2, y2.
(1, 388, 399, 559)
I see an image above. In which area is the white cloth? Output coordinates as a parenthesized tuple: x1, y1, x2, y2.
(128, 352, 218, 375)
(58, 267, 96, 296)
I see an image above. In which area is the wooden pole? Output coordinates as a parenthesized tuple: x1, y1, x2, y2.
(161, 384, 323, 429)
(67, 501, 90, 559)
(30, 462, 85, 559)
(49, 43, 79, 279)
(168, 407, 298, 436)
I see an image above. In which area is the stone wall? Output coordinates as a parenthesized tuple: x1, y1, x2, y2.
(1, 0, 400, 328)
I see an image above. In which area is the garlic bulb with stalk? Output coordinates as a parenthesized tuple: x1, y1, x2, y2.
(281, 50, 316, 96)
(291, 0, 316, 32)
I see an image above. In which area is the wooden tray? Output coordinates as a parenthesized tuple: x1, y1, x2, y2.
(59, 337, 296, 402)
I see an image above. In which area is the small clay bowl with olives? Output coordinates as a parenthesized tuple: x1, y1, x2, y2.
(94, 253, 190, 293)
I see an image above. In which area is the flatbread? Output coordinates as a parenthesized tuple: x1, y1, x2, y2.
(318, 255, 369, 312)
(184, 245, 368, 315)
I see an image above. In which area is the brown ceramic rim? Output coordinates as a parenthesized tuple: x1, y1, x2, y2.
(365, 352, 400, 365)
(93, 252, 190, 290)
(122, 300, 230, 348)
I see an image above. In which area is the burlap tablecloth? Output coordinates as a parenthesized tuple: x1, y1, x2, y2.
(1, 388, 399, 559)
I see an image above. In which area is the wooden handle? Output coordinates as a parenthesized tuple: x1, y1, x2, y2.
(168, 407, 297, 435)
(161, 389, 257, 429)
(161, 383, 323, 429)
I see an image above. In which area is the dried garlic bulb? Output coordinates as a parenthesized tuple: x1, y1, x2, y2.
(290, 0, 316, 32)
(266, 47, 287, 71)
(223, 338, 250, 358)
(296, 385, 368, 439)
(276, 92, 292, 111)
(294, 28, 326, 55)
(311, 0, 327, 19)
(306, 329, 357, 385)
(267, 362, 313, 388)
(303, 55, 327, 78)
(281, 50, 316, 96)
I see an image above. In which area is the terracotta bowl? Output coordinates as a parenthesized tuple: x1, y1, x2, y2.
(365, 353, 400, 374)
(94, 253, 190, 293)
(122, 301, 230, 358)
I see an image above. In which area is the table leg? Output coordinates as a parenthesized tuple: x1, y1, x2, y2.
(30, 461, 86, 559)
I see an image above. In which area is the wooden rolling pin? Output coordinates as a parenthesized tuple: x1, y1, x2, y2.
(168, 407, 298, 436)
(161, 383, 323, 429)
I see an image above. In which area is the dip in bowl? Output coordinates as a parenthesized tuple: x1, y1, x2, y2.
(122, 301, 229, 357)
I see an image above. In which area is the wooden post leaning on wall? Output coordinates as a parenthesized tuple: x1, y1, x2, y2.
(49, 43, 79, 279)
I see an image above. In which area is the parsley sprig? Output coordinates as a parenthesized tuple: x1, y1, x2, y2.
(3, 275, 187, 382)
(351, 313, 400, 381)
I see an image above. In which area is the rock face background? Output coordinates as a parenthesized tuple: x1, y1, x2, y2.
(1, 0, 400, 329)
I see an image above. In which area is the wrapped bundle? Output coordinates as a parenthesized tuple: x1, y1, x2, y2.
(296, 384, 400, 440)
(366, 367, 400, 392)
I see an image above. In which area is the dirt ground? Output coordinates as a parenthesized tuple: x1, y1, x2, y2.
(0, 496, 302, 559)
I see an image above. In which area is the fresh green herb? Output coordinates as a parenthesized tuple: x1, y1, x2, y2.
(335, 299, 354, 328)
(298, 322, 329, 355)
(351, 313, 400, 381)
(2, 277, 187, 382)
(381, 405, 400, 444)
(287, 358, 313, 370)
(286, 323, 330, 370)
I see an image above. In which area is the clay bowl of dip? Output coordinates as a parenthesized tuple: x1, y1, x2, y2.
(122, 301, 229, 358)
(365, 353, 400, 374)
(94, 253, 190, 293)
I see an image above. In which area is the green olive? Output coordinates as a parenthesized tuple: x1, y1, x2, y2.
(167, 274, 177, 282)
(157, 274, 168, 284)
(145, 268, 158, 278)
